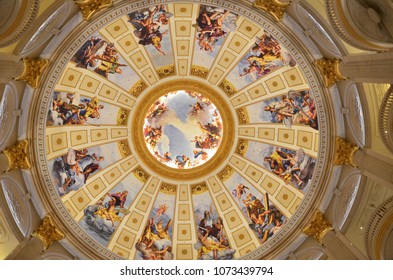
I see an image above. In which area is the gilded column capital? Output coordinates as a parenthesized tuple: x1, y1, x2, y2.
(32, 215, 65, 251)
(315, 58, 347, 88)
(303, 210, 333, 243)
(16, 57, 49, 88)
(253, 0, 291, 22)
(2, 139, 31, 172)
(73, 0, 113, 21)
(334, 137, 359, 167)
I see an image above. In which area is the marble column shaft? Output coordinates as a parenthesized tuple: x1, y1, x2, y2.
(340, 52, 393, 84)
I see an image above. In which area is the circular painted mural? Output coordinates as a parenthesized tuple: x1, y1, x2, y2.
(143, 90, 223, 169)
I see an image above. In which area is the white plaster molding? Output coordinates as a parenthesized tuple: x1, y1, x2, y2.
(0, 175, 33, 237)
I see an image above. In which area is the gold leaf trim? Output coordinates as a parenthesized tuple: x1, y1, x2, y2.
(73, 0, 113, 21)
(118, 140, 131, 158)
(130, 80, 148, 97)
(16, 57, 49, 88)
(303, 210, 333, 243)
(217, 165, 234, 182)
(133, 167, 150, 183)
(32, 215, 65, 251)
(315, 58, 347, 88)
(237, 107, 249, 124)
(253, 0, 291, 22)
(160, 183, 177, 195)
(333, 137, 359, 167)
(157, 65, 175, 78)
(117, 108, 129, 125)
(191, 183, 208, 194)
(2, 139, 31, 172)
(219, 79, 237, 96)
(191, 65, 209, 78)
(236, 139, 249, 156)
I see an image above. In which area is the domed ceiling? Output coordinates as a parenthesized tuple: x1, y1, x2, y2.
(31, 0, 329, 260)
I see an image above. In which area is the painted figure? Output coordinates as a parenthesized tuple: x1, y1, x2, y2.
(128, 5, 173, 55)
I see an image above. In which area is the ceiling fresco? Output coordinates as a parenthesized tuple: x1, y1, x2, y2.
(37, 1, 323, 260)
(143, 90, 223, 169)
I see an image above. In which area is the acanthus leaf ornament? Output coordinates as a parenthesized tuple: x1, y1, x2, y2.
(315, 58, 347, 88)
(303, 210, 333, 243)
(16, 57, 48, 88)
(73, 0, 113, 21)
(334, 137, 359, 167)
(32, 215, 65, 251)
(2, 139, 31, 172)
(253, 0, 291, 22)
(191, 65, 209, 79)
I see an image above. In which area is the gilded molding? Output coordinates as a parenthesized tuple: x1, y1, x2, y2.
(253, 0, 291, 22)
(236, 139, 249, 156)
(130, 80, 148, 97)
(191, 65, 209, 79)
(315, 58, 346, 88)
(117, 108, 129, 125)
(219, 79, 237, 96)
(118, 140, 131, 158)
(131, 79, 235, 180)
(302, 210, 333, 243)
(157, 65, 175, 78)
(334, 137, 359, 167)
(133, 167, 150, 183)
(73, 0, 113, 21)
(16, 57, 49, 88)
(160, 183, 177, 195)
(191, 183, 208, 194)
(2, 139, 31, 172)
(237, 107, 249, 124)
(32, 215, 65, 251)
(217, 165, 234, 181)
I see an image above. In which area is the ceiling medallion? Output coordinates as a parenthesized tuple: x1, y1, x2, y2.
(143, 90, 223, 170)
(132, 80, 235, 181)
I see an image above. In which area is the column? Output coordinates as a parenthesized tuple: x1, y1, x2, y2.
(353, 149, 393, 190)
(340, 52, 393, 84)
(303, 210, 364, 259)
(315, 53, 393, 88)
(5, 215, 64, 260)
(5, 236, 46, 260)
(1, 139, 31, 173)
(0, 54, 24, 84)
(334, 137, 393, 190)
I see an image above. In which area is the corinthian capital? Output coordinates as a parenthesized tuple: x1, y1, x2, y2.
(32, 215, 65, 251)
(315, 58, 347, 88)
(253, 0, 291, 22)
(334, 137, 359, 167)
(2, 139, 31, 172)
(74, 0, 113, 21)
(303, 210, 333, 243)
